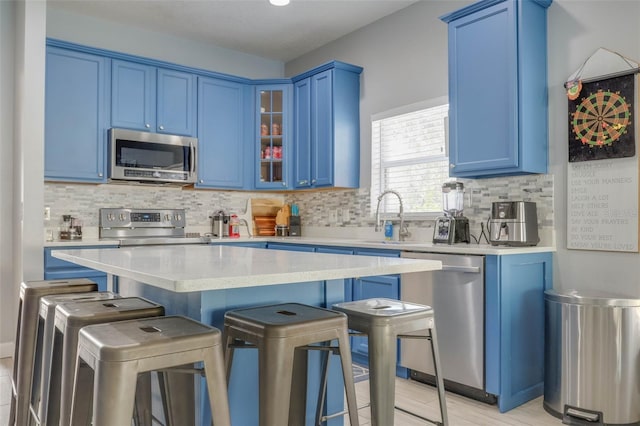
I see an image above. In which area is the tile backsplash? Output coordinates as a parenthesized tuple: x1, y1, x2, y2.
(44, 174, 553, 242)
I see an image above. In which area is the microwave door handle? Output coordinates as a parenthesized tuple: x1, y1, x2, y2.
(190, 142, 196, 175)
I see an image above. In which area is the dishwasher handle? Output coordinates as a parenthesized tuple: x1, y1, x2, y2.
(441, 265, 481, 274)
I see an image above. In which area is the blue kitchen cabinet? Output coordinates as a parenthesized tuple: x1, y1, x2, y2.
(197, 77, 250, 189)
(111, 60, 196, 136)
(292, 62, 362, 189)
(254, 84, 292, 190)
(45, 46, 110, 183)
(441, 0, 551, 178)
(485, 252, 552, 412)
(266, 242, 315, 252)
(44, 246, 118, 291)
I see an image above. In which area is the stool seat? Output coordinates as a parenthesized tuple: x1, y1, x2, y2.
(9, 278, 98, 426)
(72, 315, 231, 426)
(224, 303, 359, 426)
(331, 298, 448, 426)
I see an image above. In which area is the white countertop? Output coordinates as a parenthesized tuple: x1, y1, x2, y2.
(45, 236, 555, 255)
(52, 245, 442, 293)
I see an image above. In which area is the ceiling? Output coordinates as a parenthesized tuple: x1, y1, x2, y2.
(48, 0, 420, 62)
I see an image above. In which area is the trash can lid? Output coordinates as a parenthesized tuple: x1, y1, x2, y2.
(545, 289, 640, 307)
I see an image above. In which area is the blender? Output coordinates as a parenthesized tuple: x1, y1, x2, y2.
(433, 181, 470, 244)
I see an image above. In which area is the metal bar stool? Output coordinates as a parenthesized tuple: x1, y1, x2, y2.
(8, 278, 98, 426)
(30, 291, 119, 426)
(321, 298, 448, 426)
(224, 303, 359, 426)
(70, 315, 231, 426)
(54, 296, 165, 426)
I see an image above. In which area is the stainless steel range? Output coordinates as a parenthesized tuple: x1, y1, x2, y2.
(99, 208, 210, 246)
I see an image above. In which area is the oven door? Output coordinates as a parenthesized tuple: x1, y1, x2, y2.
(109, 128, 197, 184)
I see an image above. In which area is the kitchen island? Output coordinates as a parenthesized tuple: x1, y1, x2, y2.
(53, 244, 442, 426)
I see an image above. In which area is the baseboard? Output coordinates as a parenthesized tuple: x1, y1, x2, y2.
(0, 341, 14, 359)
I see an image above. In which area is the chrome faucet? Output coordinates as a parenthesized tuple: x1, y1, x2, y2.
(374, 190, 410, 241)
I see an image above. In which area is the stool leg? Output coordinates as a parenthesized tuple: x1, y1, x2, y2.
(159, 368, 196, 425)
(429, 327, 449, 426)
(288, 348, 308, 426)
(337, 333, 360, 426)
(260, 339, 295, 426)
(91, 360, 139, 426)
(367, 328, 396, 426)
(70, 358, 95, 426)
(59, 327, 81, 426)
(314, 349, 330, 426)
(202, 347, 232, 426)
(223, 333, 236, 385)
(14, 298, 39, 426)
(132, 372, 153, 426)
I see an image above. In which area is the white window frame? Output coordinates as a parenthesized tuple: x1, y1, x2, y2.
(371, 96, 449, 220)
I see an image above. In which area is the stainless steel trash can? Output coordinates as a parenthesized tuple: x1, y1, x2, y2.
(544, 289, 640, 425)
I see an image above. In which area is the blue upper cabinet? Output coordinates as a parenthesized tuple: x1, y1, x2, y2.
(112, 60, 197, 136)
(292, 62, 362, 189)
(197, 77, 250, 189)
(45, 47, 110, 183)
(441, 0, 551, 178)
(255, 84, 292, 190)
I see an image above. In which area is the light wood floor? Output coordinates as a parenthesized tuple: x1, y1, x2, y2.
(0, 356, 561, 425)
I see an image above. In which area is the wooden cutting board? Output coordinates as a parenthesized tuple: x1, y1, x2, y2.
(251, 198, 284, 235)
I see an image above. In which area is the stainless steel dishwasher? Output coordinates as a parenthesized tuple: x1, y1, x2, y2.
(400, 251, 495, 403)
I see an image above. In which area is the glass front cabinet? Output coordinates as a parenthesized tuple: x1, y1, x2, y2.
(255, 84, 291, 189)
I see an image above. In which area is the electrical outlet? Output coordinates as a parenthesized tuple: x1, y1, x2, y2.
(329, 210, 338, 223)
(44, 207, 51, 221)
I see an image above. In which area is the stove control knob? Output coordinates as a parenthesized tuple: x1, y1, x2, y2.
(176, 214, 182, 221)
(165, 214, 171, 221)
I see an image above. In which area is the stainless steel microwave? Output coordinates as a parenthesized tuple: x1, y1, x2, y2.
(109, 128, 197, 184)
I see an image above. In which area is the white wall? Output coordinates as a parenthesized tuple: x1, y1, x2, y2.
(46, 7, 285, 79)
(547, 1, 640, 294)
(0, 0, 16, 357)
(287, 0, 640, 296)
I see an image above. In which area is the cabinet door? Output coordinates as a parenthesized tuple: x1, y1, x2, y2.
(111, 60, 156, 131)
(197, 77, 247, 188)
(157, 68, 197, 136)
(256, 85, 290, 189)
(45, 47, 109, 182)
(447, 1, 518, 175)
(311, 70, 334, 187)
(293, 78, 312, 188)
(485, 252, 552, 412)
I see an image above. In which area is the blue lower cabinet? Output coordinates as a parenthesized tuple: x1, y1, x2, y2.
(485, 252, 553, 412)
(215, 241, 268, 249)
(266, 242, 315, 252)
(44, 246, 117, 292)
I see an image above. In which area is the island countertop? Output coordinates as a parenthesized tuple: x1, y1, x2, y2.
(52, 245, 442, 293)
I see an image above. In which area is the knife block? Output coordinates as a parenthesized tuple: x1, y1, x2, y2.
(289, 216, 301, 237)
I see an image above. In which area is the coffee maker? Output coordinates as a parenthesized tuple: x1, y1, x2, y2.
(433, 181, 470, 244)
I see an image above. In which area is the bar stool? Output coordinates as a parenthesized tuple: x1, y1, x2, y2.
(70, 315, 231, 426)
(8, 278, 98, 426)
(224, 303, 359, 426)
(54, 296, 165, 426)
(322, 298, 448, 426)
(30, 291, 119, 426)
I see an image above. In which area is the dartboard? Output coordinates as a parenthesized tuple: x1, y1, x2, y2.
(571, 89, 631, 147)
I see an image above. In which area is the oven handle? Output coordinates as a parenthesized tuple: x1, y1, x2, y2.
(441, 265, 481, 274)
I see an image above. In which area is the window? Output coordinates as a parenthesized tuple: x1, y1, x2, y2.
(371, 98, 450, 218)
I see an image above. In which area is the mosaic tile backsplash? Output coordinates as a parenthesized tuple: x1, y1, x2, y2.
(44, 174, 553, 240)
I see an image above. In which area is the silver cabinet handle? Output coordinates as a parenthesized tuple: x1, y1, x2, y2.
(441, 265, 481, 273)
(145, 123, 150, 128)
(311, 179, 316, 184)
(298, 180, 308, 185)
(98, 173, 103, 177)
(199, 179, 203, 183)
(159, 125, 164, 130)
(449, 163, 455, 169)
(282, 182, 286, 186)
